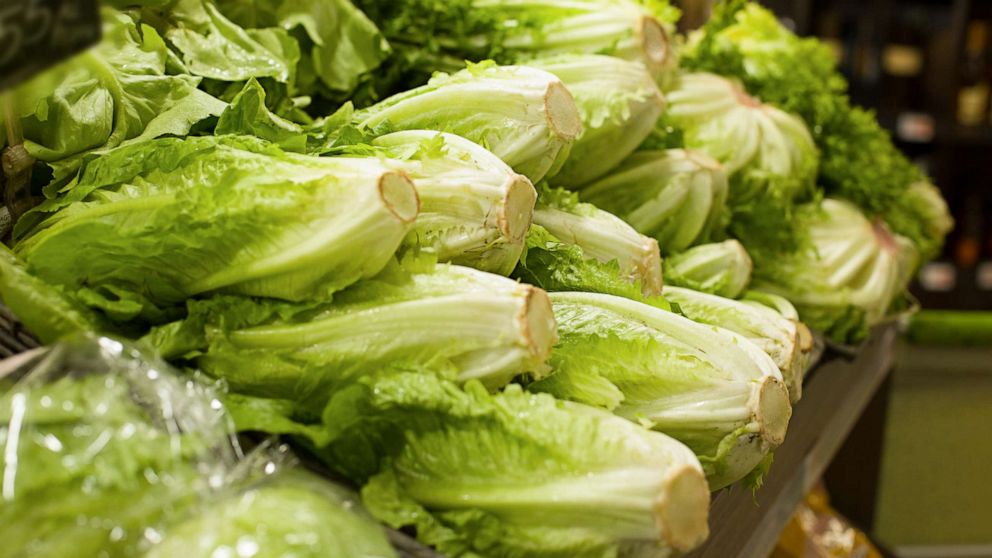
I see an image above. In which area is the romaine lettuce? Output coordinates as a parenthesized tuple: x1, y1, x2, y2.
(532, 291, 791, 489)
(662, 240, 752, 299)
(353, 62, 583, 184)
(14, 135, 418, 325)
(581, 149, 728, 254)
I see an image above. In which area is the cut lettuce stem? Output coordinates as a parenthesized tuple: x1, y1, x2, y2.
(354, 63, 582, 184)
(370, 131, 537, 275)
(540, 291, 791, 489)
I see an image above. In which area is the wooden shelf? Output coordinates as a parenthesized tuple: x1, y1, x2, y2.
(685, 325, 900, 558)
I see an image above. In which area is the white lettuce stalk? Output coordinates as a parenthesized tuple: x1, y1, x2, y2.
(528, 55, 666, 186)
(750, 198, 919, 343)
(151, 262, 558, 394)
(354, 63, 583, 184)
(370, 131, 537, 275)
(581, 149, 729, 254)
(534, 291, 792, 489)
(663, 286, 805, 403)
(533, 187, 663, 295)
(663, 240, 752, 299)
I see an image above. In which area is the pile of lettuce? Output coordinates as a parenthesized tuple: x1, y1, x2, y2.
(0, 0, 956, 556)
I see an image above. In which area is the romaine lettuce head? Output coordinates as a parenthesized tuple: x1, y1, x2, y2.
(366, 131, 537, 275)
(664, 72, 819, 251)
(352, 0, 678, 93)
(528, 55, 666, 186)
(353, 62, 582, 183)
(147, 467, 398, 558)
(234, 371, 710, 558)
(148, 261, 557, 402)
(663, 286, 804, 403)
(750, 198, 919, 344)
(662, 240, 752, 299)
(533, 185, 664, 295)
(532, 292, 791, 489)
(13, 135, 419, 326)
(582, 149, 728, 254)
(0, 335, 236, 558)
(513, 225, 671, 311)
(1, 8, 225, 185)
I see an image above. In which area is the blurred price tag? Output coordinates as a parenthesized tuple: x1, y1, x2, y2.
(0, 0, 101, 91)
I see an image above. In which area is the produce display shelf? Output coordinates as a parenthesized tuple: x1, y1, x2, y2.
(685, 324, 899, 558)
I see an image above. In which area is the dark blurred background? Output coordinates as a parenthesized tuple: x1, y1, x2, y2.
(683, 0, 992, 313)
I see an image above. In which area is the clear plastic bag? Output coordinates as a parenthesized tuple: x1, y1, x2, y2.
(0, 334, 396, 558)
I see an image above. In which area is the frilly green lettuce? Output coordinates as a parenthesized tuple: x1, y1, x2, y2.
(664, 71, 819, 252)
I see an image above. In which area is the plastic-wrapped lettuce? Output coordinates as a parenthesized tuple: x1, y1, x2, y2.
(750, 198, 919, 344)
(229, 371, 711, 558)
(0, 334, 399, 558)
(0, 335, 234, 558)
(662, 240, 752, 299)
(533, 186, 664, 295)
(353, 62, 582, 184)
(352, 0, 677, 92)
(664, 72, 819, 251)
(12, 135, 419, 326)
(365, 131, 537, 275)
(528, 55, 666, 186)
(531, 292, 792, 489)
(662, 286, 806, 403)
(581, 149, 729, 254)
(150, 258, 557, 398)
(146, 453, 399, 558)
